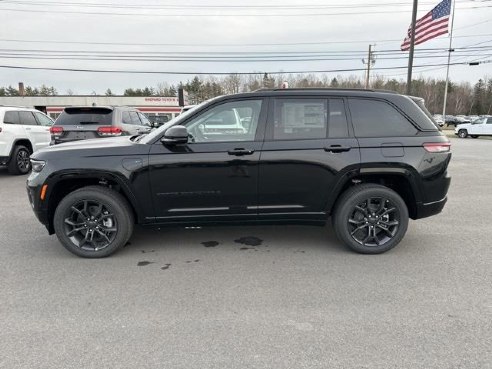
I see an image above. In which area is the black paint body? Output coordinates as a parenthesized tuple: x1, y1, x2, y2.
(27, 89, 451, 234)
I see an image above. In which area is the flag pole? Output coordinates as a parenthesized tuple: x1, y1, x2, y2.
(406, 0, 419, 95)
(442, 0, 456, 118)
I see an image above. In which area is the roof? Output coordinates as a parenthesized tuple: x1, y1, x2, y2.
(212, 88, 403, 101)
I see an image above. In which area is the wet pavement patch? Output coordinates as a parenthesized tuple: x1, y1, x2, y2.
(137, 261, 154, 266)
(234, 236, 263, 247)
(202, 241, 219, 248)
(141, 249, 155, 253)
(161, 264, 171, 270)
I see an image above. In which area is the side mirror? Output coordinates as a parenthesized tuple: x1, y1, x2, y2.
(161, 125, 188, 145)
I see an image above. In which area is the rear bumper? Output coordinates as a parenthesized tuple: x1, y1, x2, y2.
(415, 197, 447, 219)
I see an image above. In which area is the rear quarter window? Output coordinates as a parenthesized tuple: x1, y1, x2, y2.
(348, 99, 418, 137)
(3, 111, 20, 124)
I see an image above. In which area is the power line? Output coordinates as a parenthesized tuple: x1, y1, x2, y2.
(0, 33, 491, 48)
(0, 4, 488, 17)
(0, 0, 476, 10)
(0, 60, 489, 75)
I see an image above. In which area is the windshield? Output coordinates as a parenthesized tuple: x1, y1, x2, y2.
(140, 97, 220, 144)
(472, 118, 485, 124)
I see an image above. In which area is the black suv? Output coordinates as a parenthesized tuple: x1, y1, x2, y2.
(27, 89, 451, 258)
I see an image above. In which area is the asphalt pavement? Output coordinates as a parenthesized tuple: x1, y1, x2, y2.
(0, 137, 490, 369)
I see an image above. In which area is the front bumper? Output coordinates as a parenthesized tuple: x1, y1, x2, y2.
(26, 172, 53, 234)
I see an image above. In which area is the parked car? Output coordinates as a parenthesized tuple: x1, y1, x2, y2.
(27, 88, 451, 258)
(0, 106, 53, 174)
(455, 116, 492, 138)
(433, 114, 445, 127)
(444, 115, 458, 127)
(50, 106, 152, 145)
(455, 115, 471, 124)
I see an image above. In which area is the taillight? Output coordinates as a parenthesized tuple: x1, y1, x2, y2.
(97, 126, 123, 136)
(423, 142, 451, 153)
(49, 126, 63, 136)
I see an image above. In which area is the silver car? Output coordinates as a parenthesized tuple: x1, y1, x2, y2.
(50, 106, 152, 144)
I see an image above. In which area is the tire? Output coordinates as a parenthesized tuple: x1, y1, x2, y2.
(7, 145, 31, 175)
(332, 184, 409, 254)
(53, 186, 134, 258)
(471, 135, 479, 139)
(458, 129, 468, 138)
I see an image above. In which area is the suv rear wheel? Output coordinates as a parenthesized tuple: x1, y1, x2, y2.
(53, 186, 134, 258)
(332, 184, 409, 254)
(8, 145, 31, 175)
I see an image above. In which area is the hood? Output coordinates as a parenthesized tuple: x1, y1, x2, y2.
(455, 123, 471, 130)
(31, 136, 146, 160)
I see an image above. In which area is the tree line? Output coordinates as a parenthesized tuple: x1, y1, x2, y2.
(126, 74, 492, 115)
(1, 74, 491, 115)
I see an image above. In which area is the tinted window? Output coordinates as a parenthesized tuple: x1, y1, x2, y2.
(273, 99, 327, 140)
(122, 111, 132, 124)
(3, 111, 20, 124)
(56, 108, 113, 126)
(349, 99, 418, 137)
(34, 112, 54, 126)
(19, 111, 38, 126)
(487, 118, 492, 124)
(328, 99, 349, 138)
(130, 111, 142, 125)
(138, 112, 151, 126)
(185, 99, 262, 143)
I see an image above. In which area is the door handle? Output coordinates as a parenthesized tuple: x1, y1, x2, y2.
(324, 145, 351, 153)
(228, 148, 255, 156)
(25, 127, 32, 130)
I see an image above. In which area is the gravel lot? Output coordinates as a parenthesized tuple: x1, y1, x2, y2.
(0, 137, 490, 369)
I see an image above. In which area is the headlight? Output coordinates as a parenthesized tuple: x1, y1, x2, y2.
(31, 159, 46, 173)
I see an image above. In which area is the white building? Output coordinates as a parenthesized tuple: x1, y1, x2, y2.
(0, 95, 182, 122)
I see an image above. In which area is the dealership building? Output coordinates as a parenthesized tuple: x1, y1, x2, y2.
(0, 95, 183, 122)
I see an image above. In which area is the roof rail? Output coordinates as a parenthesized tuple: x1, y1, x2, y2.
(253, 87, 398, 94)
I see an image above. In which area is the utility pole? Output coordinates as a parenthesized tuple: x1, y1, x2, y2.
(442, 0, 457, 119)
(363, 44, 375, 89)
(406, 0, 419, 95)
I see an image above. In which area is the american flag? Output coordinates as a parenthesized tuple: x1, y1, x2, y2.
(401, 0, 452, 51)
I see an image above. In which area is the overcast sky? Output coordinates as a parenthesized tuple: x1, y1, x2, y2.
(0, 0, 491, 95)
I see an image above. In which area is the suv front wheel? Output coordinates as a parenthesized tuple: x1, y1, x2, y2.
(458, 129, 468, 138)
(53, 186, 134, 258)
(333, 184, 409, 254)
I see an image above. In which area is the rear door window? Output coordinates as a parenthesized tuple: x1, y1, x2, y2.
(56, 108, 113, 126)
(273, 98, 327, 140)
(348, 99, 418, 137)
(271, 98, 350, 140)
(130, 111, 142, 125)
(3, 111, 20, 124)
(18, 111, 39, 126)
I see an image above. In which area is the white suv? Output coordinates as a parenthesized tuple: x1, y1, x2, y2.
(455, 116, 492, 138)
(0, 107, 53, 174)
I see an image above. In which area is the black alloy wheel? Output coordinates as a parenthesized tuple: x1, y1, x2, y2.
(63, 199, 118, 251)
(54, 186, 134, 258)
(348, 197, 400, 247)
(8, 145, 31, 175)
(333, 184, 409, 254)
(458, 129, 468, 138)
(17, 148, 30, 172)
